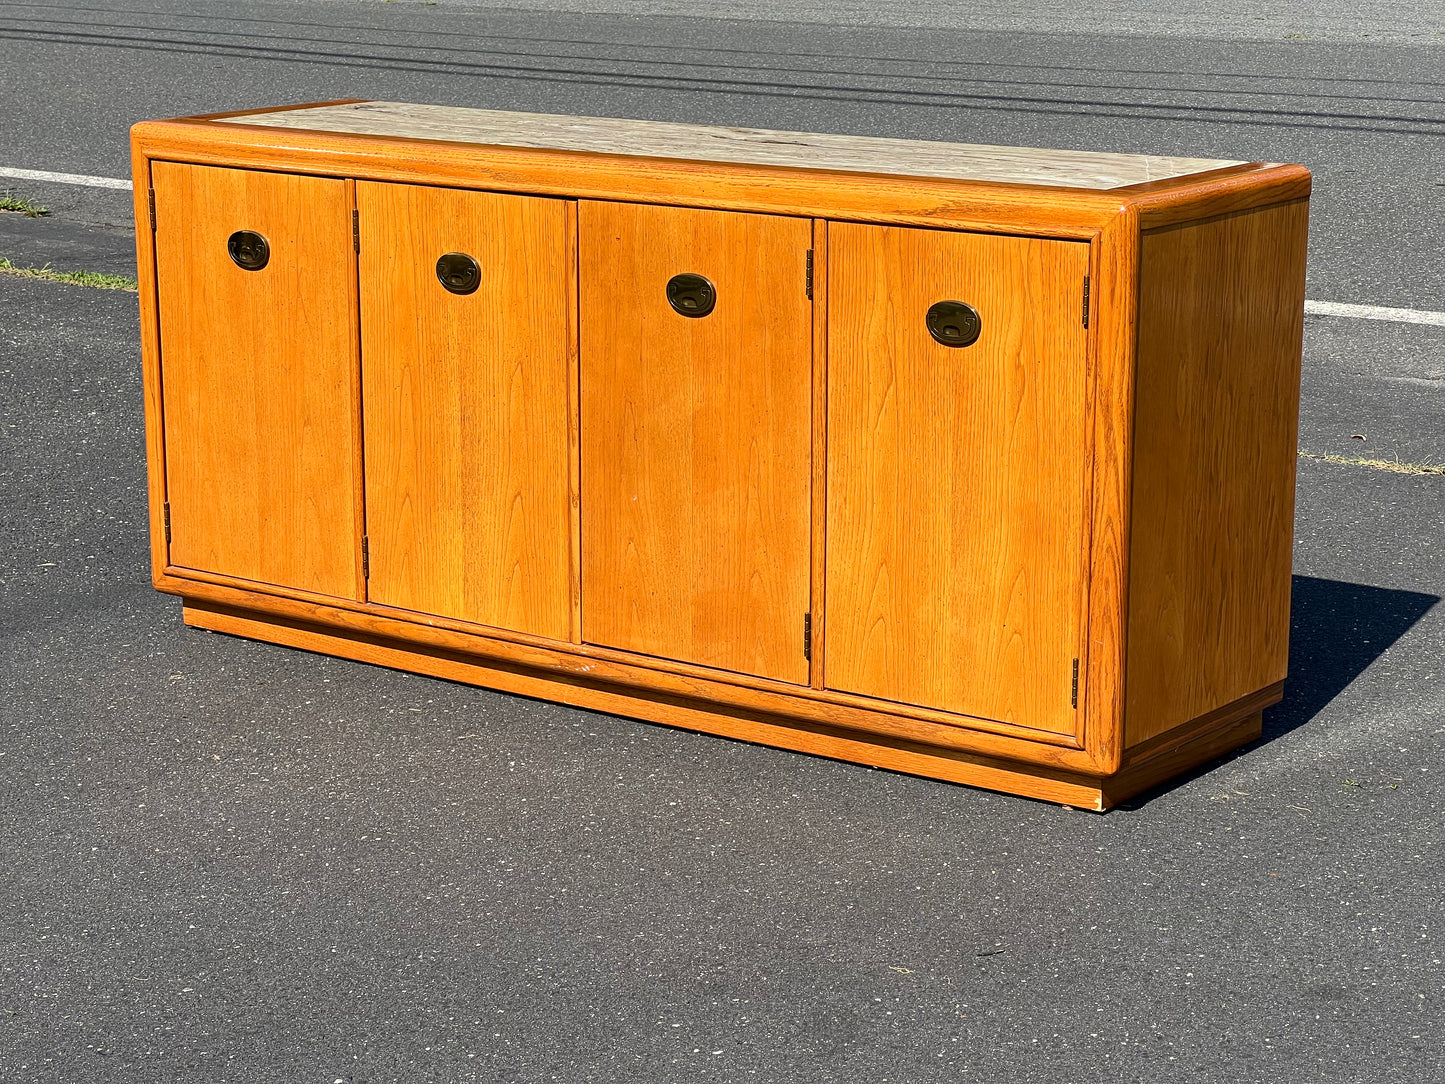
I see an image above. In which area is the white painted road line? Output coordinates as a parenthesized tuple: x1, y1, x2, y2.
(0, 166, 132, 190)
(1304, 299, 1445, 327)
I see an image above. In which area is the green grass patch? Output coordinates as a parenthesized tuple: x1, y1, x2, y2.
(1299, 451, 1445, 476)
(0, 256, 138, 291)
(0, 192, 51, 217)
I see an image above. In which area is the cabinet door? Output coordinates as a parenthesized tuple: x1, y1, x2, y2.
(153, 162, 362, 599)
(825, 223, 1090, 733)
(579, 202, 812, 684)
(357, 183, 573, 641)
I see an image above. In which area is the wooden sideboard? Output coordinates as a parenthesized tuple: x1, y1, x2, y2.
(131, 101, 1309, 810)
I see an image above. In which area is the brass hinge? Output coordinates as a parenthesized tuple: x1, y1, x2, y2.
(1081, 276, 1090, 328)
(805, 249, 814, 300)
(352, 209, 360, 254)
(148, 189, 156, 232)
(803, 612, 813, 661)
(1071, 657, 1079, 708)
(361, 535, 370, 579)
(163, 501, 171, 544)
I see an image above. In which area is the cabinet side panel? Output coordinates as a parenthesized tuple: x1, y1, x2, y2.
(1125, 200, 1308, 746)
(357, 182, 572, 641)
(153, 162, 361, 599)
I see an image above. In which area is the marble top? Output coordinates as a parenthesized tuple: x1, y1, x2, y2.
(218, 101, 1245, 191)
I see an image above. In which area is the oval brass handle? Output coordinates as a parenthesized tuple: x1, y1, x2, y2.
(227, 230, 270, 272)
(926, 300, 981, 347)
(666, 273, 716, 318)
(436, 252, 481, 295)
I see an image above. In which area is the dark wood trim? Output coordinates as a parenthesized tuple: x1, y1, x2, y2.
(130, 119, 1127, 238)
(180, 595, 1275, 811)
(184, 598, 1116, 810)
(1140, 196, 1311, 237)
(1131, 163, 1311, 230)
(1121, 681, 1283, 767)
(1112, 162, 1265, 195)
(158, 573, 1098, 769)
(181, 99, 369, 122)
(1103, 710, 1265, 808)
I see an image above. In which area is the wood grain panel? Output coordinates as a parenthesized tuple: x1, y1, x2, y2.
(152, 161, 361, 599)
(357, 182, 572, 640)
(1124, 200, 1309, 746)
(826, 223, 1091, 734)
(579, 201, 813, 684)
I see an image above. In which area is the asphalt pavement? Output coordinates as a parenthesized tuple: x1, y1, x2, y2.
(1, 2, 1443, 1081)
(359, 0, 1445, 44)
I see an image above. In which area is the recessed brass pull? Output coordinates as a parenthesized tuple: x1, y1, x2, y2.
(666, 273, 716, 318)
(227, 230, 269, 271)
(926, 300, 982, 347)
(436, 252, 481, 295)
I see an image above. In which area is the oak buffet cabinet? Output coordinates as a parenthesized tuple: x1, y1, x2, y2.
(131, 101, 1309, 810)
